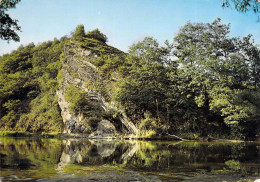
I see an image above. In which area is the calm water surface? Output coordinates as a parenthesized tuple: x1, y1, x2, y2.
(0, 137, 259, 181)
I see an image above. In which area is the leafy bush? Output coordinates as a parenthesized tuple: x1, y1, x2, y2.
(86, 29, 107, 43)
(144, 130, 157, 138)
(85, 117, 100, 131)
(73, 24, 85, 41)
(138, 112, 160, 138)
(65, 85, 104, 119)
(0, 131, 33, 137)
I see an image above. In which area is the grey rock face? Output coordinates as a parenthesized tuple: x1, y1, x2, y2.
(57, 42, 139, 136)
(89, 120, 117, 138)
(97, 120, 116, 134)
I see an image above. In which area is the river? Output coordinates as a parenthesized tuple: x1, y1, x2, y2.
(0, 137, 259, 181)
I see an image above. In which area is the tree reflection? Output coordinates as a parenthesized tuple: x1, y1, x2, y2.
(0, 137, 259, 180)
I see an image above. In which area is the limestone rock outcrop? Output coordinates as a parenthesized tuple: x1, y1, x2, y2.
(89, 120, 117, 138)
(56, 41, 139, 136)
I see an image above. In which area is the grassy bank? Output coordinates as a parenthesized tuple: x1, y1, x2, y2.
(0, 131, 62, 138)
(0, 131, 254, 142)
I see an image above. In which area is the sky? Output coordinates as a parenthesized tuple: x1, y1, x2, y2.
(0, 0, 260, 55)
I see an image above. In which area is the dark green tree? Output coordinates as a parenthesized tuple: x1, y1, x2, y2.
(0, 37, 66, 132)
(85, 28, 107, 43)
(73, 24, 85, 41)
(173, 18, 260, 138)
(222, 0, 259, 13)
(0, 0, 21, 42)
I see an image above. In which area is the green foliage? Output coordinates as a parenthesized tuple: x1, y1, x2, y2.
(84, 80, 111, 101)
(64, 85, 104, 118)
(139, 117, 155, 131)
(0, 36, 66, 132)
(0, 130, 33, 137)
(74, 36, 124, 56)
(0, 131, 60, 137)
(0, 0, 21, 42)
(94, 55, 125, 76)
(143, 130, 157, 138)
(114, 58, 170, 122)
(222, 0, 259, 13)
(225, 160, 242, 171)
(172, 18, 260, 138)
(57, 70, 65, 88)
(0, 138, 63, 179)
(112, 18, 259, 139)
(85, 117, 100, 130)
(73, 24, 85, 41)
(0, 22, 259, 140)
(86, 28, 107, 43)
(129, 37, 172, 64)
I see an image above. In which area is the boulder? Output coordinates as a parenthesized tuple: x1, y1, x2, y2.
(89, 120, 117, 138)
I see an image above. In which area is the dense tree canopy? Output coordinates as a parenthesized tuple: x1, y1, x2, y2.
(128, 37, 171, 64)
(86, 28, 107, 43)
(0, 21, 259, 140)
(172, 18, 260, 138)
(117, 18, 259, 139)
(0, 37, 68, 132)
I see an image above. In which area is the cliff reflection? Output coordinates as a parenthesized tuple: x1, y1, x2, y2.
(0, 137, 259, 180)
(54, 139, 259, 175)
(57, 139, 140, 171)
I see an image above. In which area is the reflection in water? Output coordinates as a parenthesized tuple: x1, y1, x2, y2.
(57, 139, 140, 172)
(57, 140, 85, 171)
(0, 137, 259, 181)
(90, 139, 118, 157)
(121, 140, 139, 164)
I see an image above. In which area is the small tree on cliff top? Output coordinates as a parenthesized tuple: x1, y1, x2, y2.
(86, 28, 107, 43)
(73, 24, 85, 41)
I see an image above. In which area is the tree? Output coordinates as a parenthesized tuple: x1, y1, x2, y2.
(128, 37, 172, 64)
(173, 18, 260, 138)
(113, 53, 173, 137)
(222, 0, 260, 13)
(240, 35, 260, 90)
(0, 38, 66, 132)
(0, 0, 21, 42)
(73, 24, 85, 41)
(86, 28, 107, 43)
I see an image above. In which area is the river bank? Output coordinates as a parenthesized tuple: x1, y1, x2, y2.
(0, 130, 254, 142)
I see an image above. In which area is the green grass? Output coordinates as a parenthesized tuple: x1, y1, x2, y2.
(40, 132, 62, 138)
(0, 131, 33, 137)
(0, 131, 61, 138)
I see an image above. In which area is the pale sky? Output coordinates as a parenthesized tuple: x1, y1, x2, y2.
(0, 0, 260, 55)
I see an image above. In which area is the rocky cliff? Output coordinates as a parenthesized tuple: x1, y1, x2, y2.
(56, 41, 139, 137)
